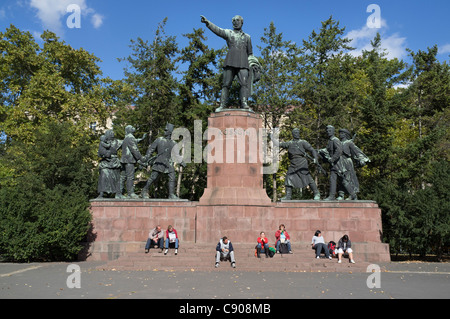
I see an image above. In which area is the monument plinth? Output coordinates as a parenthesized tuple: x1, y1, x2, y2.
(199, 110, 271, 205)
(84, 110, 390, 265)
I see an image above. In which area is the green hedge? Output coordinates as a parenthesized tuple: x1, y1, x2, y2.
(0, 179, 92, 262)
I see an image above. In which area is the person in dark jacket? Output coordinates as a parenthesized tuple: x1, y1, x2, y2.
(337, 234, 355, 263)
(215, 236, 236, 268)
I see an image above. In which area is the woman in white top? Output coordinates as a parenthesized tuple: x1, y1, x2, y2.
(311, 230, 332, 259)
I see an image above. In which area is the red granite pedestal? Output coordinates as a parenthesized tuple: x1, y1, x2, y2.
(84, 110, 390, 264)
(198, 110, 271, 206)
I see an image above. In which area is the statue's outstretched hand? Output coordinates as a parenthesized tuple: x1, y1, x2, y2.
(200, 15, 208, 24)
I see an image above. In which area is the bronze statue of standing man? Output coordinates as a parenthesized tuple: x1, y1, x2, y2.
(201, 15, 253, 112)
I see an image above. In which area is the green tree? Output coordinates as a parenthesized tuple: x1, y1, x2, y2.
(355, 34, 408, 186)
(115, 18, 179, 142)
(293, 16, 354, 147)
(0, 26, 111, 146)
(0, 122, 94, 262)
(381, 46, 450, 257)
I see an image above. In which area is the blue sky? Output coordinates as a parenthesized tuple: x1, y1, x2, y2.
(1, 0, 449, 81)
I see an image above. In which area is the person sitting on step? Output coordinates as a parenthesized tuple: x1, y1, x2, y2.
(311, 230, 332, 260)
(275, 224, 293, 254)
(337, 234, 355, 264)
(215, 236, 236, 268)
(164, 225, 179, 255)
(256, 232, 269, 258)
(145, 225, 164, 253)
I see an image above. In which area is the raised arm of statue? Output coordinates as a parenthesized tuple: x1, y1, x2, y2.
(200, 15, 227, 39)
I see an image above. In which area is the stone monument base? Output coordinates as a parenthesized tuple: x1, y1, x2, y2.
(83, 199, 390, 263)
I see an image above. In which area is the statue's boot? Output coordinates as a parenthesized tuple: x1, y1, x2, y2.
(216, 88, 228, 112)
(240, 86, 251, 111)
(309, 182, 320, 200)
(141, 188, 150, 199)
(281, 187, 292, 201)
(168, 181, 180, 200)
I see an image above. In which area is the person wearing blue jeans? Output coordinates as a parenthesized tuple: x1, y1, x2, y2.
(275, 224, 293, 254)
(145, 225, 164, 253)
(164, 225, 179, 255)
(256, 232, 269, 258)
(311, 230, 332, 259)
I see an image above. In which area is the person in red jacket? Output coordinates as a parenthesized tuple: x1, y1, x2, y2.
(164, 225, 179, 255)
(256, 232, 269, 258)
(275, 224, 293, 254)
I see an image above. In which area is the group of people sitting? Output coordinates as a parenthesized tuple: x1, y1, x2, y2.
(144, 224, 355, 268)
(311, 230, 355, 264)
(144, 225, 179, 255)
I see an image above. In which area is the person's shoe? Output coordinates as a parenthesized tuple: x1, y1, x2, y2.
(324, 196, 335, 201)
(145, 249, 149, 254)
(128, 193, 139, 199)
(338, 259, 342, 263)
(316, 256, 320, 259)
(289, 251, 293, 254)
(313, 193, 321, 201)
(231, 262, 236, 268)
(164, 249, 168, 255)
(159, 248, 163, 253)
(350, 259, 355, 264)
(328, 256, 332, 260)
(215, 262, 220, 268)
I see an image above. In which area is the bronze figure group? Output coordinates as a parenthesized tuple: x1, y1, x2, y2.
(97, 123, 184, 200)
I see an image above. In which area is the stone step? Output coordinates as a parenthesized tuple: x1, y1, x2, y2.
(97, 260, 366, 273)
(96, 243, 371, 272)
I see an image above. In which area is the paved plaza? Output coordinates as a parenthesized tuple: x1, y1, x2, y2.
(1, 260, 449, 301)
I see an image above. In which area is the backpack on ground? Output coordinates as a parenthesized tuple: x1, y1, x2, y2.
(279, 243, 289, 254)
(268, 246, 276, 258)
(328, 241, 336, 257)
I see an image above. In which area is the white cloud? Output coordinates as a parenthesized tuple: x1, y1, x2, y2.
(346, 19, 407, 60)
(439, 44, 450, 55)
(0, 8, 6, 19)
(91, 13, 104, 29)
(29, 0, 103, 34)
